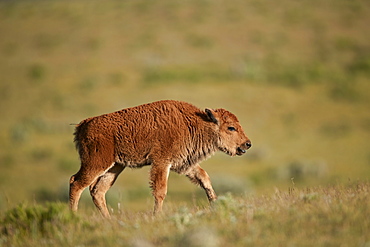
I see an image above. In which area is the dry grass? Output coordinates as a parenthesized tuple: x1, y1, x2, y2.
(1, 181, 369, 247)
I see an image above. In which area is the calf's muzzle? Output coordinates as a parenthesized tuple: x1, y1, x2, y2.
(236, 141, 252, 156)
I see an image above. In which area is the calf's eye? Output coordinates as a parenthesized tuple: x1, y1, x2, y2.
(228, 126, 236, 131)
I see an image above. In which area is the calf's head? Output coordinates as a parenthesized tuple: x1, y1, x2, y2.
(206, 108, 251, 156)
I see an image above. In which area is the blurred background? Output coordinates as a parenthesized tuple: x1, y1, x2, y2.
(0, 0, 369, 212)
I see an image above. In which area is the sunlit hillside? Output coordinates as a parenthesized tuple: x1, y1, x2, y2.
(0, 0, 369, 213)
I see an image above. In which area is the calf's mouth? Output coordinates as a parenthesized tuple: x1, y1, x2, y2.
(236, 141, 252, 156)
(236, 147, 246, 156)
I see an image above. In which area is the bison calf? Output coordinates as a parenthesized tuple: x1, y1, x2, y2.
(70, 100, 251, 218)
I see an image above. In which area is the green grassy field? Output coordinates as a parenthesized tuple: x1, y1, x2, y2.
(0, 0, 369, 245)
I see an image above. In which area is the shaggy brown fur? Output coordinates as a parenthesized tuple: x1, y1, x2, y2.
(70, 100, 251, 218)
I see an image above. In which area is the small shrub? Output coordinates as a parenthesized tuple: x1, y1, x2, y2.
(213, 193, 240, 213)
(9, 117, 52, 144)
(329, 82, 360, 102)
(1, 202, 79, 238)
(319, 121, 352, 138)
(235, 58, 265, 81)
(28, 64, 46, 82)
(1, 154, 15, 168)
(10, 124, 29, 143)
(212, 193, 244, 224)
(347, 50, 370, 76)
(275, 160, 328, 181)
(79, 77, 98, 92)
(30, 148, 53, 161)
(24, 117, 48, 134)
(212, 175, 253, 195)
(178, 227, 220, 247)
(171, 206, 194, 231)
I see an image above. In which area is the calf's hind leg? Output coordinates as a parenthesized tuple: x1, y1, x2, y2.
(69, 159, 116, 214)
(69, 166, 105, 213)
(89, 163, 125, 218)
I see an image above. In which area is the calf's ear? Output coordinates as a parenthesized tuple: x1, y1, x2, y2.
(205, 108, 218, 124)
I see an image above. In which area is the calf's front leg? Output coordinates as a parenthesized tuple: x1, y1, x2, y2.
(186, 164, 217, 202)
(149, 164, 171, 215)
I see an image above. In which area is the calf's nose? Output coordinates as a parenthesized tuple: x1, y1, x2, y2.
(245, 141, 252, 149)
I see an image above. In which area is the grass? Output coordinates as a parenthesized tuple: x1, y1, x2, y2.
(1, 181, 369, 247)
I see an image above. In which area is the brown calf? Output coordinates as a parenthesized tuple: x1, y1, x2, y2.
(70, 100, 251, 218)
